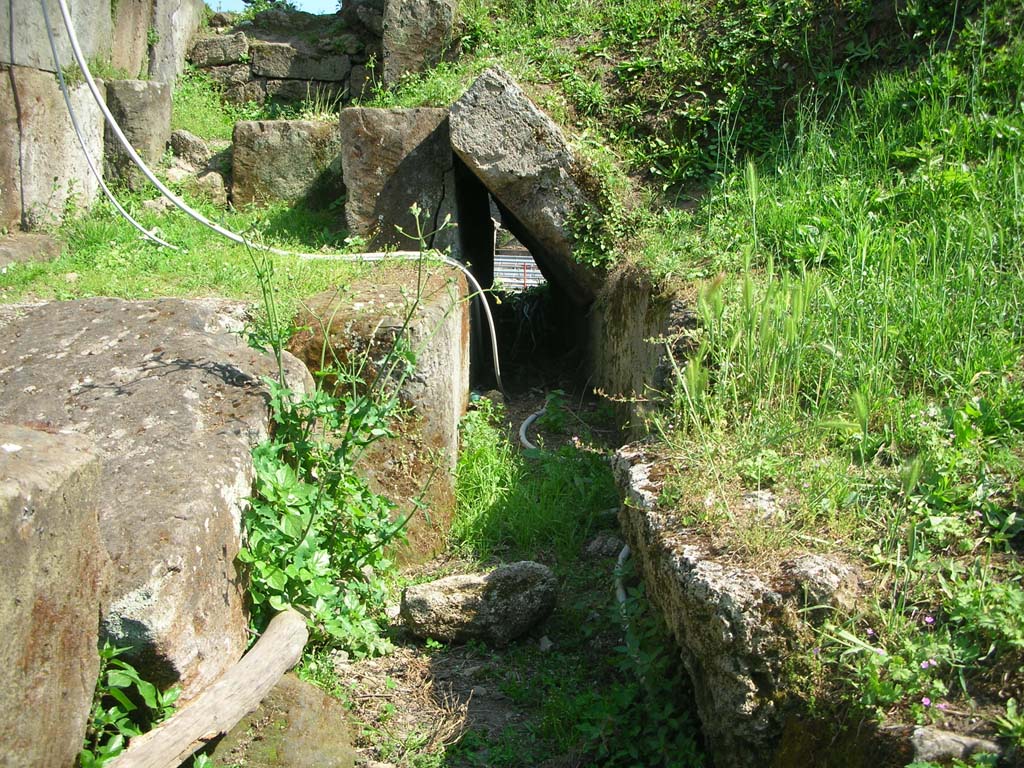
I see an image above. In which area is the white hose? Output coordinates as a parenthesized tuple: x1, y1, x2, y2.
(47, 0, 504, 393)
(615, 544, 631, 609)
(518, 409, 544, 450)
(38, 0, 176, 250)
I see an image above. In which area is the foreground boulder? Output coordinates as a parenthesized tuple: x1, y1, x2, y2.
(0, 298, 311, 700)
(232, 119, 344, 207)
(0, 424, 107, 768)
(449, 67, 605, 305)
(207, 673, 357, 767)
(401, 561, 558, 645)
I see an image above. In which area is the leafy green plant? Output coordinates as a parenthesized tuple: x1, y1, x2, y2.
(79, 643, 180, 767)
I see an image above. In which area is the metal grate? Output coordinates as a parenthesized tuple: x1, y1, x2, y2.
(493, 246, 545, 291)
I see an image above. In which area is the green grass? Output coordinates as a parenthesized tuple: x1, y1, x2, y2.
(0, 186, 369, 315)
(649, 8, 1024, 739)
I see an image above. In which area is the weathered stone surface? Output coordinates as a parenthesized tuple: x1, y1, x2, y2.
(0, 298, 313, 701)
(225, 79, 268, 104)
(232, 119, 344, 206)
(338, 107, 453, 251)
(251, 40, 351, 81)
(103, 79, 172, 187)
(208, 62, 253, 86)
(287, 264, 469, 557)
(911, 727, 1001, 762)
(0, 424, 108, 768)
(265, 78, 343, 104)
(450, 67, 604, 305)
(111, 0, 155, 78)
(381, 0, 457, 86)
(614, 444, 790, 768)
(0, 65, 105, 229)
(170, 128, 212, 169)
(192, 169, 229, 206)
(401, 561, 558, 645)
(587, 266, 684, 436)
(189, 32, 250, 67)
(0, 231, 62, 270)
(208, 673, 357, 767)
(209, 10, 236, 27)
(785, 553, 861, 619)
(149, 0, 205, 83)
(1, 0, 112, 73)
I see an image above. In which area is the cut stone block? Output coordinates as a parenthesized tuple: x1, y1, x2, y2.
(0, 0, 112, 73)
(148, 0, 205, 83)
(287, 264, 470, 558)
(189, 32, 250, 67)
(0, 65, 105, 229)
(232, 119, 344, 207)
(381, 0, 457, 86)
(0, 423, 107, 768)
(251, 40, 351, 81)
(338, 107, 455, 252)
(0, 298, 313, 701)
(0, 232, 62, 270)
(111, 0, 155, 78)
(104, 79, 172, 188)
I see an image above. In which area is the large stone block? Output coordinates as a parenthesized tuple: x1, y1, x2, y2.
(104, 79, 172, 188)
(0, 64, 104, 229)
(232, 119, 344, 207)
(188, 32, 250, 67)
(450, 67, 604, 305)
(381, 0, 457, 87)
(0, 298, 313, 701)
(0, 0, 112, 73)
(251, 41, 350, 82)
(0, 423, 107, 768)
(111, 0, 154, 78)
(338, 107, 455, 252)
(148, 0, 204, 83)
(287, 264, 470, 558)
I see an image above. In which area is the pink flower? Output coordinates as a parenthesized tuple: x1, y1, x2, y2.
(920, 660, 931, 669)
(937, 702, 948, 711)
(922, 697, 932, 707)
(924, 615, 935, 625)
(866, 628, 876, 637)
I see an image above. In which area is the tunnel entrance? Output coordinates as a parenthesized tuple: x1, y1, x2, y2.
(453, 158, 590, 395)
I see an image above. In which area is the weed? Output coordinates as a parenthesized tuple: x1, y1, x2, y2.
(79, 644, 180, 767)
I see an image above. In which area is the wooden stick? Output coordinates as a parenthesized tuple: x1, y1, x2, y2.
(108, 609, 308, 768)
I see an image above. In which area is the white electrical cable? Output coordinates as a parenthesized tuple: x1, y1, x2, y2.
(39, 0, 176, 250)
(47, 0, 505, 392)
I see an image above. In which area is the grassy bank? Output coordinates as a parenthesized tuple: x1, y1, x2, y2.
(648, 5, 1024, 751)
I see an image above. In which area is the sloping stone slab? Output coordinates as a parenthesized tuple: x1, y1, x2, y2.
(207, 673, 357, 767)
(338, 107, 455, 252)
(0, 298, 312, 701)
(449, 67, 604, 305)
(232, 119, 344, 207)
(0, 424, 107, 768)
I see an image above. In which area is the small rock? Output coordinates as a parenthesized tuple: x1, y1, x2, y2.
(164, 164, 193, 184)
(170, 129, 212, 170)
(742, 489, 783, 520)
(64, 272, 79, 283)
(142, 196, 174, 213)
(208, 11, 235, 27)
(538, 635, 554, 652)
(193, 170, 228, 207)
(786, 553, 861, 618)
(585, 532, 625, 559)
(401, 561, 558, 647)
(912, 726, 1001, 762)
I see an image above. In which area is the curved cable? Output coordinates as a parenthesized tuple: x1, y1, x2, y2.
(39, 0, 176, 250)
(49, 0, 504, 391)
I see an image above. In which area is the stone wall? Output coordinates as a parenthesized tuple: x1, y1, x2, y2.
(0, 0, 201, 229)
